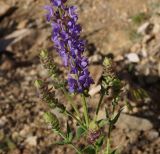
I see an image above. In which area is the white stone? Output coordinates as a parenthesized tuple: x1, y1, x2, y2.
(88, 54, 102, 63)
(25, 136, 37, 146)
(0, 116, 8, 127)
(98, 113, 153, 131)
(117, 113, 153, 131)
(125, 53, 140, 63)
(137, 22, 150, 35)
(19, 125, 30, 138)
(89, 85, 101, 96)
(147, 130, 159, 141)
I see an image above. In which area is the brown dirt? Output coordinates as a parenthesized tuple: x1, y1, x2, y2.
(0, 0, 160, 154)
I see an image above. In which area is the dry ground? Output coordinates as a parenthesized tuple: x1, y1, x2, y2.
(0, 0, 160, 154)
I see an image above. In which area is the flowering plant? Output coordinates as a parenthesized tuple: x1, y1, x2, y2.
(35, 0, 125, 153)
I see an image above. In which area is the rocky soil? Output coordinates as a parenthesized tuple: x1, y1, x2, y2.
(0, 0, 160, 154)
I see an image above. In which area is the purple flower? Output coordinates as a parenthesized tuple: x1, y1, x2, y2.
(68, 77, 77, 93)
(44, 5, 54, 21)
(50, 0, 62, 6)
(45, 0, 94, 93)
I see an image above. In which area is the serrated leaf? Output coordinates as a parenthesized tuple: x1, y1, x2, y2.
(76, 126, 86, 139)
(83, 145, 96, 154)
(43, 112, 60, 131)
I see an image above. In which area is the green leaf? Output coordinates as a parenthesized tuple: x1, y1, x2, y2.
(111, 108, 123, 125)
(96, 136, 104, 147)
(67, 122, 73, 142)
(76, 126, 86, 139)
(83, 145, 96, 154)
(98, 119, 109, 128)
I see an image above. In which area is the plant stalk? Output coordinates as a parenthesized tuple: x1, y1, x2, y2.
(95, 94, 104, 121)
(81, 94, 89, 128)
(69, 144, 82, 154)
(106, 138, 110, 154)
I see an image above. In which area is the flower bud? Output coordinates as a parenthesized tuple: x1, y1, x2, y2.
(103, 57, 112, 68)
(40, 50, 48, 59)
(34, 79, 43, 89)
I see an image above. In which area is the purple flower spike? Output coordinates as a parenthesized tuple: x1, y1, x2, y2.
(45, 0, 94, 93)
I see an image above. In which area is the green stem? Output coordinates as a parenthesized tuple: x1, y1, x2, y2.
(69, 144, 82, 154)
(65, 110, 86, 130)
(95, 94, 104, 120)
(59, 132, 82, 154)
(58, 131, 66, 139)
(106, 138, 110, 154)
(81, 94, 89, 128)
(95, 146, 99, 154)
(106, 123, 112, 154)
(62, 88, 81, 119)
